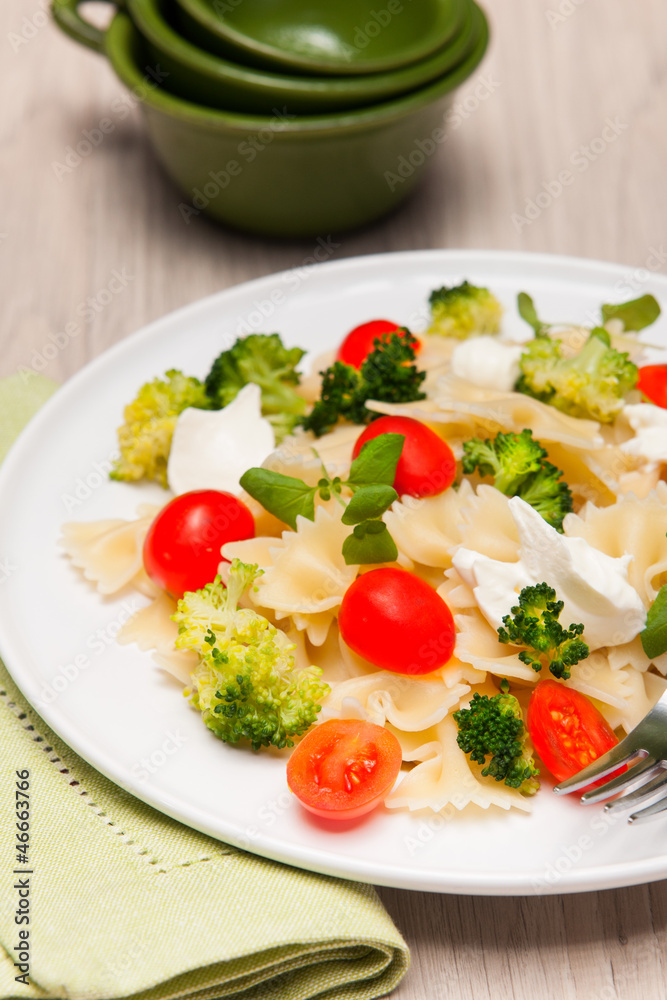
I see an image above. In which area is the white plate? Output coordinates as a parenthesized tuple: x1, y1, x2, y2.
(2, 249, 667, 896)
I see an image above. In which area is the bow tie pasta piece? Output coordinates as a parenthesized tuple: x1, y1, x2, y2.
(607, 636, 667, 676)
(563, 482, 667, 605)
(60, 504, 162, 596)
(226, 505, 357, 646)
(321, 669, 472, 733)
(456, 484, 520, 563)
(564, 654, 647, 730)
(384, 478, 475, 569)
(118, 589, 197, 683)
(454, 609, 538, 683)
(429, 375, 604, 450)
(385, 709, 533, 814)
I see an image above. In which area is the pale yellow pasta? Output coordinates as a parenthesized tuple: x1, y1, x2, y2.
(60, 504, 161, 596)
(262, 423, 357, 486)
(563, 483, 667, 605)
(565, 654, 637, 712)
(118, 590, 197, 684)
(456, 484, 520, 562)
(225, 505, 357, 645)
(428, 374, 604, 449)
(385, 479, 475, 569)
(385, 706, 533, 814)
(453, 610, 537, 682)
(321, 670, 471, 733)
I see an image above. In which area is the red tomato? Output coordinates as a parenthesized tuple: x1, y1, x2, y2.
(286, 719, 402, 820)
(336, 319, 419, 369)
(143, 490, 255, 598)
(339, 567, 456, 674)
(637, 364, 667, 408)
(527, 680, 619, 784)
(352, 416, 456, 498)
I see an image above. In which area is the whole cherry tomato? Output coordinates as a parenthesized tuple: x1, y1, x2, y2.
(143, 490, 255, 598)
(352, 416, 456, 498)
(339, 567, 456, 674)
(336, 319, 419, 369)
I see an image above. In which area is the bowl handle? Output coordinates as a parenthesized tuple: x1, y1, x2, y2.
(51, 0, 124, 54)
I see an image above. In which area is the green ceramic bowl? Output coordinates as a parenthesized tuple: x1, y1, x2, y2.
(55, 0, 480, 116)
(172, 0, 467, 76)
(51, 4, 489, 237)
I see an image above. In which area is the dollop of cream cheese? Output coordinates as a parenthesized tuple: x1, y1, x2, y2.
(167, 383, 275, 496)
(450, 336, 523, 392)
(620, 403, 667, 465)
(451, 496, 646, 650)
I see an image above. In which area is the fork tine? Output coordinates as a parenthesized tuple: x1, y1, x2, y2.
(604, 767, 667, 814)
(579, 756, 658, 805)
(553, 743, 647, 796)
(629, 788, 667, 824)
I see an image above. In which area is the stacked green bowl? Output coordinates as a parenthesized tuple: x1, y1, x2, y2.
(52, 0, 489, 236)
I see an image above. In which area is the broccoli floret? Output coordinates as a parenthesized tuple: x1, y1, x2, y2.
(497, 583, 589, 680)
(428, 280, 503, 338)
(173, 560, 329, 750)
(301, 330, 426, 437)
(110, 369, 211, 487)
(516, 329, 638, 424)
(454, 680, 540, 795)
(205, 333, 307, 442)
(462, 429, 573, 531)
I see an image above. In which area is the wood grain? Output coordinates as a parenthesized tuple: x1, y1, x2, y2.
(3, 0, 667, 996)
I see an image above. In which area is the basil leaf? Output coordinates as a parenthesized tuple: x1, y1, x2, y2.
(342, 521, 398, 565)
(640, 584, 667, 659)
(517, 292, 546, 335)
(347, 433, 405, 487)
(239, 468, 316, 530)
(341, 484, 398, 525)
(601, 294, 661, 332)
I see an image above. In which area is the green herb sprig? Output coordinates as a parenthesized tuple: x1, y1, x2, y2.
(240, 433, 404, 566)
(640, 582, 667, 660)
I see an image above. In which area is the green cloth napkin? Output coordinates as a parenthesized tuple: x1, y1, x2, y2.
(0, 375, 409, 1000)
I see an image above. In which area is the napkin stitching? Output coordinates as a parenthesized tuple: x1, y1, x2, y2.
(1, 686, 215, 873)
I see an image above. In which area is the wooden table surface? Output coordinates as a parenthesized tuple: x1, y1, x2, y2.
(4, 0, 667, 996)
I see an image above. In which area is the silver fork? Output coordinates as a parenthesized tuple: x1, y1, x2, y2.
(553, 688, 667, 823)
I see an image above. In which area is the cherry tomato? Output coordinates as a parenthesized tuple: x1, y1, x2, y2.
(527, 680, 619, 784)
(286, 719, 402, 820)
(352, 416, 456, 498)
(339, 567, 456, 674)
(143, 490, 255, 598)
(336, 319, 419, 369)
(637, 364, 667, 408)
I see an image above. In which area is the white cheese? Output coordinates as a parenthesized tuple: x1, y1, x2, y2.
(450, 336, 523, 392)
(451, 496, 646, 650)
(620, 403, 667, 465)
(167, 383, 275, 496)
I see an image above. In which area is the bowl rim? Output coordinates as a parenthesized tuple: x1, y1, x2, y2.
(129, 0, 478, 99)
(172, 0, 467, 77)
(106, 6, 489, 135)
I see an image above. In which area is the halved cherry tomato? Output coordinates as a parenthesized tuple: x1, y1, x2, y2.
(339, 567, 456, 674)
(527, 679, 619, 784)
(286, 719, 402, 820)
(336, 319, 418, 369)
(352, 416, 456, 498)
(143, 490, 255, 598)
(637, 364, 667, 408)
